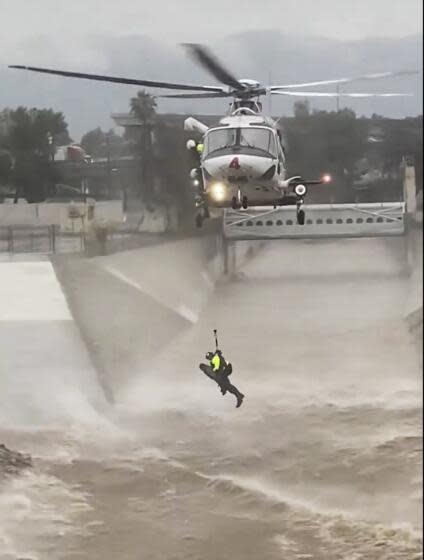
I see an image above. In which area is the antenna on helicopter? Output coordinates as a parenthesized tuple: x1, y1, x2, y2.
(268, 70, 272, 116)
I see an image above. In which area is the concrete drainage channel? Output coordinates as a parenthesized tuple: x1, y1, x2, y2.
(1, 226, 422, 559)
(404, 225, 423, 363)
(1, 224, 419, 410)
(53, 234, 264, 402)
(52, 224, 421, 405)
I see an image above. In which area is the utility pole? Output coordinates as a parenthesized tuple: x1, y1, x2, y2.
(106, 132, 112, 198)
(336, 85, 340, 112)
(140, 119, 154, 205)
(46, 131, 55, 200)
(47, 131, 54, 161)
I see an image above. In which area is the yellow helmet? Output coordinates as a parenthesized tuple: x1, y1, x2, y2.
(196, 143, 204, 154)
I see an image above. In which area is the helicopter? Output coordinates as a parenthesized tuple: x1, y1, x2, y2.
(183, 102, 333, 227)
(9, 43, 415, 226)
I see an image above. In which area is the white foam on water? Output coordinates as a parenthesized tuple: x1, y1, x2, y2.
(315, 516, 422, 559)
(0, 359, 112, 435)
(193, 470, 422, 534)
(0, 471, 93, 560)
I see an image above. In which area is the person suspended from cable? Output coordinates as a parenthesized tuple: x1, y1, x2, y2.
(199, 330, 245, 408)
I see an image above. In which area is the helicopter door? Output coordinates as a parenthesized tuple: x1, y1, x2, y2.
(276, 134, 286, 176)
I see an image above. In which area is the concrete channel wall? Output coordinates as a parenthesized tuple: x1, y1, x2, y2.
(0, 200, 123, 230)
(0, 257, 108, 427)
(405, 224, 423, 362)
(53, 235, 262, 401)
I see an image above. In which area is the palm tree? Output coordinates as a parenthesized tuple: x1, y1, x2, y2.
(129, 90, 157, 203)
(130, 91, 157, 124)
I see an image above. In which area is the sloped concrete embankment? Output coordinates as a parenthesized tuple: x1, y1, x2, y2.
(0, 258, 107, 429)
(54, 235, 261, 401)
(405, 226, 423, 361)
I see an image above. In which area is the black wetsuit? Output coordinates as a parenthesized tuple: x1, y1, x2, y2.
(199, 357, 244, 407)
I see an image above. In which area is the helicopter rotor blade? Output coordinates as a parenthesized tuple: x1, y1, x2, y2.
(271, 90, 413, 97)
(158, 91, 234, 99)
(268, 70, 419, 91)
(182, 43, 243, 91)
(8, 65, 226, 93)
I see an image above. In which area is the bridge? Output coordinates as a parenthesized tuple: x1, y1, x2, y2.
(223, 160, 416, 240)
(223, 202, 405, 239)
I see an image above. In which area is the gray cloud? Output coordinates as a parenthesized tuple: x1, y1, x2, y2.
(1, 1, 422, 139)
(0, 0, 422, 60)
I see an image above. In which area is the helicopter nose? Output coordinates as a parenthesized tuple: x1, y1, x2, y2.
(204, 155, 273, 180)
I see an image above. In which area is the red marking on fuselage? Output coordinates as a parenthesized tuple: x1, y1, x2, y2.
(229, 157, 240, 170)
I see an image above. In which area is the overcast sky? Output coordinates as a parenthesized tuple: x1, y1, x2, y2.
(1, 0, 422, 139)
(1, 0, 422, 65)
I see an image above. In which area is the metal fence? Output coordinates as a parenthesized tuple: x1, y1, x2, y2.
(0, 225, 174, 256)
(0, 225, 85, 254)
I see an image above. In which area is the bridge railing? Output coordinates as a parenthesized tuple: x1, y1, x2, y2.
(223, 202, 406, 240)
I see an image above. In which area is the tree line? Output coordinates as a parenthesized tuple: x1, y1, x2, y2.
(0, 107, 71, 201)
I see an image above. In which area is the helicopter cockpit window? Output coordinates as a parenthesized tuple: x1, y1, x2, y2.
(239, 128, 276, 155)
(204, 129, 237, 155)
(204, 127, 276, 157)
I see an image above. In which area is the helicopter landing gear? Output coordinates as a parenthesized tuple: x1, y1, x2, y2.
(296, 199, 305, 225)
(231, 188, 242, 210)
(195, 213, 203, 228)
(297, 209, 305, 225)
(231, 190, 248, 210)
(195, 206, 210, 228)
(195, 193, 210, 228)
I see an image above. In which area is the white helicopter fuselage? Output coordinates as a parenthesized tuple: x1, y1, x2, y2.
(200, 114, 289, 207)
